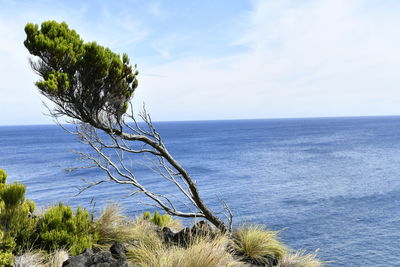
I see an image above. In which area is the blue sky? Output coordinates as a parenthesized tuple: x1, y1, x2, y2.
(1, 0, 400, 125)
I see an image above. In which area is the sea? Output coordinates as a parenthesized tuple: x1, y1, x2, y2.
(1, 116, 400, 266)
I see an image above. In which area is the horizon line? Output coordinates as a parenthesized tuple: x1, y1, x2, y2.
(1, 114, 400, 127)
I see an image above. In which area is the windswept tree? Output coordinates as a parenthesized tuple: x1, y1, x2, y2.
(24, 21, 231, 231)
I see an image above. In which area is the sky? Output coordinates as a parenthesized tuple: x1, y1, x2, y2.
(1, 0, 400, 125)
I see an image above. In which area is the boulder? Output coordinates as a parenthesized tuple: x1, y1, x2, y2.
(162, 220, 217, 246)
(62, 244, 129, 267)
(110, 242, 126, 260)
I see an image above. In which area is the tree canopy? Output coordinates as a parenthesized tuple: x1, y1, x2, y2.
(24, 21, 139, 126)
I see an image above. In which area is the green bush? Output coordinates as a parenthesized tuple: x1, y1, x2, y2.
(38, 203, 97, 255)
(142, 211, 181, 229)
(0, 169, 38, 254)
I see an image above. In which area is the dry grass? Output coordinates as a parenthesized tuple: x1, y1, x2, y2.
(233, 225, 287, 264)
(13, 251, 46, 267)
(127, 233, 239, 267)
(95, 203, 139, 245)
(46, 249, 69, 267)
(125, 219, 164, 264)
(13, 249, 69, 267)
(277, 249, 326, 267)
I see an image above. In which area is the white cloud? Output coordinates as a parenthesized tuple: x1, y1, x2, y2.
(1, 0, 400, 125)
(135, 0, 400, 120)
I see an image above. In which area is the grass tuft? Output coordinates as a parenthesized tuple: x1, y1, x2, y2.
(277, 249, 326, 267)
(13, 251, 45, 267)
(127, 233, 239, 267)
(95, 203, 139, 246)
(46, 249, 69, 267)
(233, 224, 287, 265)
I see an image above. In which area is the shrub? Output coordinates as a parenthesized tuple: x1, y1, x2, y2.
(142, 211, 182, 230)
(0, 169, 38, 254)
(38, 203, 96, 255)
(233, 225, 287, 265)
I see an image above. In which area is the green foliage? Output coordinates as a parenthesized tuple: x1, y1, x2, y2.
(0, 170, 38, 254)
(24, 21, 139, 124)
(0, 251, 13, 267)
(142, 211, 152, 220)
(0, 169, 7, 184)
(0, 182, 26, 208)
(0, 231, 15, 252)
(0, 229, 15, 266)
(142, 211, 176, 229)
(38, 203, 97, 255)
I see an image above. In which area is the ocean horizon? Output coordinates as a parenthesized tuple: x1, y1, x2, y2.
(1, 116, 400, 266)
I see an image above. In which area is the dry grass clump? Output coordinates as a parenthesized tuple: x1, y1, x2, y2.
(13, 251, 46, 267)
(233, 224, 287, 265)
(127, 232, 239, 267)
(125, 219, 164, 265)
(13, 249, 69, 267)
(277, 249, 325, 267)
(46, 249, 69, 267)
(95, 203, 139, 245)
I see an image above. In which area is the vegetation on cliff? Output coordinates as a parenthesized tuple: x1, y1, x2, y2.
(0, 168, 324, 266)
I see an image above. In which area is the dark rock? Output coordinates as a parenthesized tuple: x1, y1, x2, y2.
(190, 220, 215, 237)
(110, 242, 126, 262)
(235, 255, 278, 267)
(162, 227, 176, 243)
(110, 242, 126, 260)
(63, 246, 129, 267)
(161, 220, 217, 247)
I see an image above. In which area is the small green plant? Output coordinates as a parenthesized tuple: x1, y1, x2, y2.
(38, 203, 97, 255)
(142, 211, 182, 230)
(233, 225, 287, 265)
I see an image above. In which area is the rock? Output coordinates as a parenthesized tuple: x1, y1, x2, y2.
(190, 220, 215, 237)
(162, 227, 176, 243)
(235, 255, 278, 267)
(110, 242, 126, 260)
(62, 246, 129, 267)
(162, 220, 217, 246)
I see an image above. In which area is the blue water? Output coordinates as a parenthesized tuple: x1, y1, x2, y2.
(1, 117, 400, 266)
